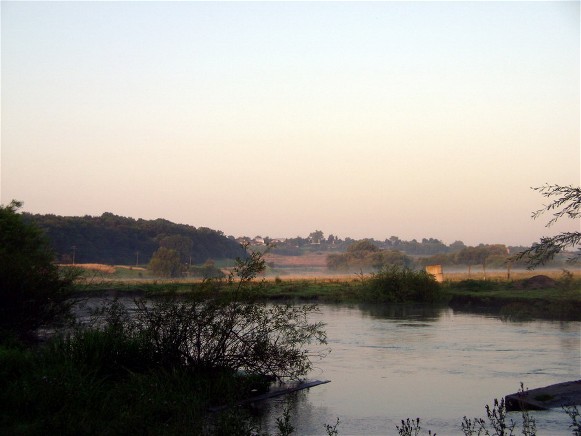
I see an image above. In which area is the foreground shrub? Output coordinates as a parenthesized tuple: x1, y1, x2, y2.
(363, 265, 440, 302)
(88, 296, 327, 381)
(0, 200, 79, 342)
(87, 244, 328, 381)
(0, 242, 328, 433)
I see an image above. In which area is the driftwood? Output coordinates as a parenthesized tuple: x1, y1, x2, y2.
(208, 379, 331, 412)
(505, 380, 581, 411)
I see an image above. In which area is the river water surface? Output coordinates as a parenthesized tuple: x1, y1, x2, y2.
(255, 303, 580, 435)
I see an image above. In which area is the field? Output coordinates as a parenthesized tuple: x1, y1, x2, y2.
(67, 252, 581, 284)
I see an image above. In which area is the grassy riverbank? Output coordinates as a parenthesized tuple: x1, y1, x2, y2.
(75, 268, 581, 320)
(0, 331, 274, 435)
(2, 273, 580, 434)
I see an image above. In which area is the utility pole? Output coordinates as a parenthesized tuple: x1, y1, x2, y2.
(136, 251, 139, 266)
(72, 246, 76, 265)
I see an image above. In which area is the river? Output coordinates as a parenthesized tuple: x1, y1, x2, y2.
(254, 303, 580, 435)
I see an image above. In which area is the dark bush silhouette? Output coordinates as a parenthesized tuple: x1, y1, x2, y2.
(0, 201, 77, 342)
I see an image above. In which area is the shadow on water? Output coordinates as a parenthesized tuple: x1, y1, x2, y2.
(356, 302, 448, 321)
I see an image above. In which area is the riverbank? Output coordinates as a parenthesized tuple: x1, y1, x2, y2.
(74, 272, 581, 320)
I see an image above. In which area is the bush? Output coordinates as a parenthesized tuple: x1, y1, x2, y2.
(132, 297, 327, 379)
(86, 247, 328, 381)
(364, 265, 440, 302)
(0, 200, 78, 342)
(148, 246, 182, 277)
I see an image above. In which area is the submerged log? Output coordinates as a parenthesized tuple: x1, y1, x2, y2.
(208, 379, 331, 412)
(505, 380, 581, 411)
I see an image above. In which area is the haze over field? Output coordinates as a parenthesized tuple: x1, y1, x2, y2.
(1, 1, 579, 247)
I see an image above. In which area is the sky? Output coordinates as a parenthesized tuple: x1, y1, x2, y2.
(1, 1, 579, 247)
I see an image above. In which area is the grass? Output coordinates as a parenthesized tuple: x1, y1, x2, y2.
(0, 314, 289, 435)
(69, 266, 581, 320)
(0, 342, 258, 435)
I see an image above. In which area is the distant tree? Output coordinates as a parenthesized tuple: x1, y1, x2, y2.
(309, 230, 324, 244)
(457, 245, 507, 277)
(26, 213, 246, 265)
(0, 200, 77, 342)
(478, 244, 508, 276)
(148, 247, 182, 277)
(449, 240, 467, 252)
(514, 184, 581, 268)
(418, 252, 457, 267)
(388, 236, 401, 246)
(370, 250, 412, 269)
(456, 247, 481, 276)
(159, 235, 193, 263)
(327, 253, 349, 270)
(347, 239, 379, 253)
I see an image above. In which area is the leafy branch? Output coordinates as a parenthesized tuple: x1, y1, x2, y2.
(514, 184, 581, 268)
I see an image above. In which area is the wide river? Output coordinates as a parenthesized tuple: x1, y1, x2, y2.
(254, 303, 580, 435)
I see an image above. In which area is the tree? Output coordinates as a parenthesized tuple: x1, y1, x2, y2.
(309, 230, 324, 244)
(159, 235, 193, 263)
(456, 247, 481, 276)
(457, 245, 507, 277)
(148, 247, 182, 277)
(347, 239, 379, 254)
(515, 184, 581, 268)
(449, 240, 467, 252)
(0, 200, 77, 341)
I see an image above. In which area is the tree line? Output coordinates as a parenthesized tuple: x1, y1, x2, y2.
(25, 212, 247, 266)
(325, 239, 521, 272)
(248, 230, 530, 258)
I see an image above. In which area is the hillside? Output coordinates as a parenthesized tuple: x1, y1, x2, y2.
(25, 212, 246, 265)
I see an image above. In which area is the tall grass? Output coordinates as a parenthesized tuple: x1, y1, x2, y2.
(0, 328, 262, 435)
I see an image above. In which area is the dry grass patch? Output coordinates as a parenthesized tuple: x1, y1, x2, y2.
(61, 263, 116, 274)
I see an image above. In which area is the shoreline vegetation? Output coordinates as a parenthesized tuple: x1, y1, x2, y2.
(72, 265, 581, 321)
(2, 202, 580, 435)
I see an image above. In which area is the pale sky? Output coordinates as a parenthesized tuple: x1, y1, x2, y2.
(1, 1, 579, 247)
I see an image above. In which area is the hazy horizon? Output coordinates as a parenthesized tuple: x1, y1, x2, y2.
(2, 1, 579, 247)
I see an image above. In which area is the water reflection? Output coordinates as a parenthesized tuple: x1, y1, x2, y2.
(356, 302, 447, 321)
(255, 303, 580, 435)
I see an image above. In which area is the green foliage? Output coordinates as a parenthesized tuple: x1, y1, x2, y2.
(0, 200, 78, 342)
(230, 243, 267, 285)
(0, 245, 328, 434)
(96, 297, 327, 380)
(95, 246, 326, 380)
(363, 265, 440, 303)
(25, 211, 247, 265)
(159, 234, 193, 263)
(515, 184, 581, 268)
(456, 245, 509, 275)
(327, 242, 412, 271)
(448, 279, 504, 292)
(188, 260, 226, 279)
(148, 246, 183, 277)
(347, 239, 380, 253)
(0, 339, 250, 435)
(557, 269, 576, 291)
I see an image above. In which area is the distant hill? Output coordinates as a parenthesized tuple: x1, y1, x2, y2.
(25, 212, 246, 265)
